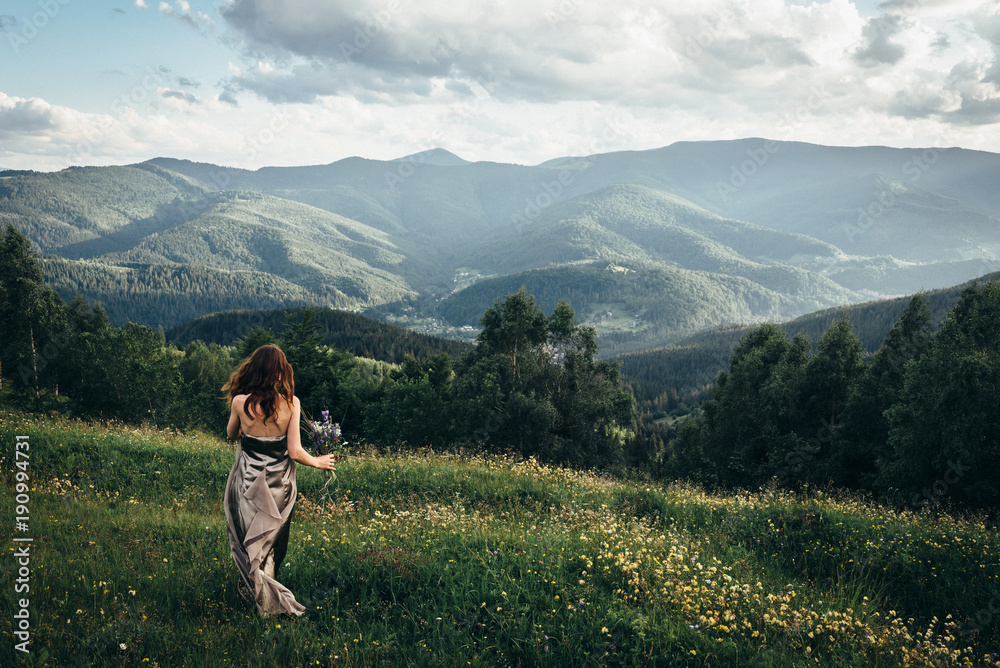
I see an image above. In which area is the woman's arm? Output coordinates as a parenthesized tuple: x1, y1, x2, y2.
(226, 395, 244, 439)
(285, 396, 337, 470)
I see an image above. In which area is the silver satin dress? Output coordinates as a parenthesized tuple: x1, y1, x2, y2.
(224, 433, 306, 616)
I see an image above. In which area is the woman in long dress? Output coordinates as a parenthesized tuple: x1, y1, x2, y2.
(222, 344, 337, 616)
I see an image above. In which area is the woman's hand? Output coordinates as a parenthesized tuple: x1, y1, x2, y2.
(311, 453, 338, 471)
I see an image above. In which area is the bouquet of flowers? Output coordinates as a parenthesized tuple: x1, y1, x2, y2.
(305, 410, 346, 501)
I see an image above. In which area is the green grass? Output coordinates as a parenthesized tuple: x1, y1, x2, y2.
(2, 410, 999, 667)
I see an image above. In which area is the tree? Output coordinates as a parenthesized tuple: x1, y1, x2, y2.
(691, 323, 806, 487)
(363, 353, 455, 448)
(797, 315, 866, 485)
(235, 325, 278, 361)
(170, 341, 237, 431)
(881, 282, 1000, 509)
(0, 224, 68, 402)
(75, 323, 179, 422)
(454, 288, 634, 468)
(838, 294, 935, 489)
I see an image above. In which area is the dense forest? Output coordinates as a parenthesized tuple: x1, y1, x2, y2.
(661, 286, 1000, 510)
(42, 257, 349, 328)
(8, 149, 1000, 356)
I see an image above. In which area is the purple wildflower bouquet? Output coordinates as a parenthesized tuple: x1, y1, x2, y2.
(305, 410, 346, 499)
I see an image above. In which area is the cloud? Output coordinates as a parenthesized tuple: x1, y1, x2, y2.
(0, 91, 296, 169)
(0, 96, 58, 135)
(158, 1, 215, 31)
(220, 0, 842, 108)
(162, 89, 200, 104)
(218, 90, 239, 106)
(135, 0, 148, 7)
(177, 76, 201, 88)
(205, 0, 1000, 151)
(854, 13, 907, 66)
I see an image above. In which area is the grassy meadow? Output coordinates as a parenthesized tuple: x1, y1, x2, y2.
(2, 410, 999, 667)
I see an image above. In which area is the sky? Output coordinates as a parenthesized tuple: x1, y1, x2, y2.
(1, 0, 999, 171)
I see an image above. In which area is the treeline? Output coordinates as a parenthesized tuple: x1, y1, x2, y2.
(166, 307, 470, 364)
(1, 224, 634, 470)
(664, 287, 1000, 510)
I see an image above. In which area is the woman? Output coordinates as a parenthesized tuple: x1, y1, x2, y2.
(222, 344, 337, 616)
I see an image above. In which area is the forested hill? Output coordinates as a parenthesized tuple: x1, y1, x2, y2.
(166, 306, 470, 363)
(41, 257, 343, 329)
(619, 269, 1000, 413)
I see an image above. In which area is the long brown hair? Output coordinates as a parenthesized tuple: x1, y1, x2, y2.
(223, 344, 294, 425)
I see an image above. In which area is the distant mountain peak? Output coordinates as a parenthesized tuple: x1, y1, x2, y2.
(391, 148, 470, 166)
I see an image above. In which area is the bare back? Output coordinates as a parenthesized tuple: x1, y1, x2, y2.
(232, 393, 295, 438)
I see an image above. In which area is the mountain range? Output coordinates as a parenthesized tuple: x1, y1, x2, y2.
(3, 139, 998, 352)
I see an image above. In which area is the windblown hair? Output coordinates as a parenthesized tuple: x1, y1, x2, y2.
(223, 344, 294, 425)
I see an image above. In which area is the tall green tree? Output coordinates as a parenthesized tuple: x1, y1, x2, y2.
(171, 340, 237, 431)
(75, 323, 178, 422)
(454, 288, 634, 468)
(838, 295, 935, 488)
(235, 325, 278, 361)
(881, 282, 1000, 509)
(689, 323, 807, 487)
(797, 315, 867, 484)
(57, 294, 113, 402)
(0, 223, 68, 401)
